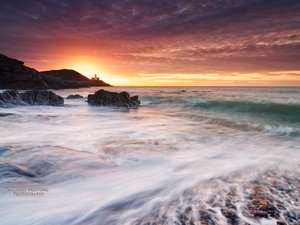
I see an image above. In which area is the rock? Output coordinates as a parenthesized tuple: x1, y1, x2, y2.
(259, 202, 268, 211)
(254, 211, 268, 218)
(267, 204, 280, 218)
(221, 208, 239, 225)
(247, 187, 281, 220)
(276, 203, 285, 210)
(41, 69, 111, 89)
(0, 54, 47, 90)
(222, 208, 237, 219)
(251, 199, 260, 205)
(20, 90, 64, 106)
(0, 90, 64, 107)
(0, 54, 111, 90)
(277, 220, 286, 225)
(88, 89, 141, 107)
(0, 91, 23, 106)
(225, 200, 237, 210)
(66, 94, 84, 99)
(199, 210, 216, 225)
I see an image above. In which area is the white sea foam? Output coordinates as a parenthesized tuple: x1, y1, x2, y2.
(0, 87, 299, 224)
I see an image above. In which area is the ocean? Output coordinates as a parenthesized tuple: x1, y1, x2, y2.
(0, 87, 299, 225)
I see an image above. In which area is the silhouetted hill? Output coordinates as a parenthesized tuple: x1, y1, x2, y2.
(0, 54, 48, 89)
(41, 69, 111, 89)
(0, 54, 111, 89)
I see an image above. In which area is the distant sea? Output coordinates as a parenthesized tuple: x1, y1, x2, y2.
(0, 87, 299, 225)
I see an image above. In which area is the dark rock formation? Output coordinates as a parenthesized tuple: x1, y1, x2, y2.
(246, 186, 281, 220)
(66, 94, 84, 99)
(0, 90, 64, 107)
(20, 90, 64, 106)
(87, 89, 140, 107)
(0, 54, 111, 90)
(41, 69, 111, 89)
(0, 54, 48, 90)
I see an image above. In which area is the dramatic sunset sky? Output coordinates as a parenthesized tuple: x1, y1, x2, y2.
(0, 0, 299, 86)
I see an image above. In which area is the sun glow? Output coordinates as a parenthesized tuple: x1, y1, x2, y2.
(66, 60, 114, 83)
(70, 63, 100, 79)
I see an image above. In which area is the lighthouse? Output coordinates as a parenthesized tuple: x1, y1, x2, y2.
(91, 74, 100, 81)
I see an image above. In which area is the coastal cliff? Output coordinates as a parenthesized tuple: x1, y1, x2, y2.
(0, 54, 111, 89)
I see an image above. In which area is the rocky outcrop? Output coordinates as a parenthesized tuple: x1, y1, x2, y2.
(87, 89, 140, 107)
(66, 94, 84, 99)
(0, 54, 111, 90)
(0, 90, 64, 107)
(0, 54, 48, 90)
(41, 69, 111, 89)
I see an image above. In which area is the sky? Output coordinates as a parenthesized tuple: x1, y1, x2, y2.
(0, 0, 300, 86)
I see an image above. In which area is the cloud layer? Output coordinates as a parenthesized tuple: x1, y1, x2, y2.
(0, 0, 299, 85)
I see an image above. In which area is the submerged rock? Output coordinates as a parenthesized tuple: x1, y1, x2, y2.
(66, 94, 84, 99)
(0, 90, 64, 107)
(87, 89, 141, 107)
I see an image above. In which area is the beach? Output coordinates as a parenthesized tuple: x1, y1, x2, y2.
(0, 87, 299, 225)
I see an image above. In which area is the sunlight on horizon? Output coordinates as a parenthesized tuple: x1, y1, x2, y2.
(24, 55, 300, 87)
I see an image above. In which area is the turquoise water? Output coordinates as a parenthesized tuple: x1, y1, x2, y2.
(0, 87, 299, 225)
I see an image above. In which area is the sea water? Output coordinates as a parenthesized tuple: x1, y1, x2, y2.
(0, 87, 299, 225)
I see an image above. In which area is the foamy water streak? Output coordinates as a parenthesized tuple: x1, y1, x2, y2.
(0, 87, 299, 225)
